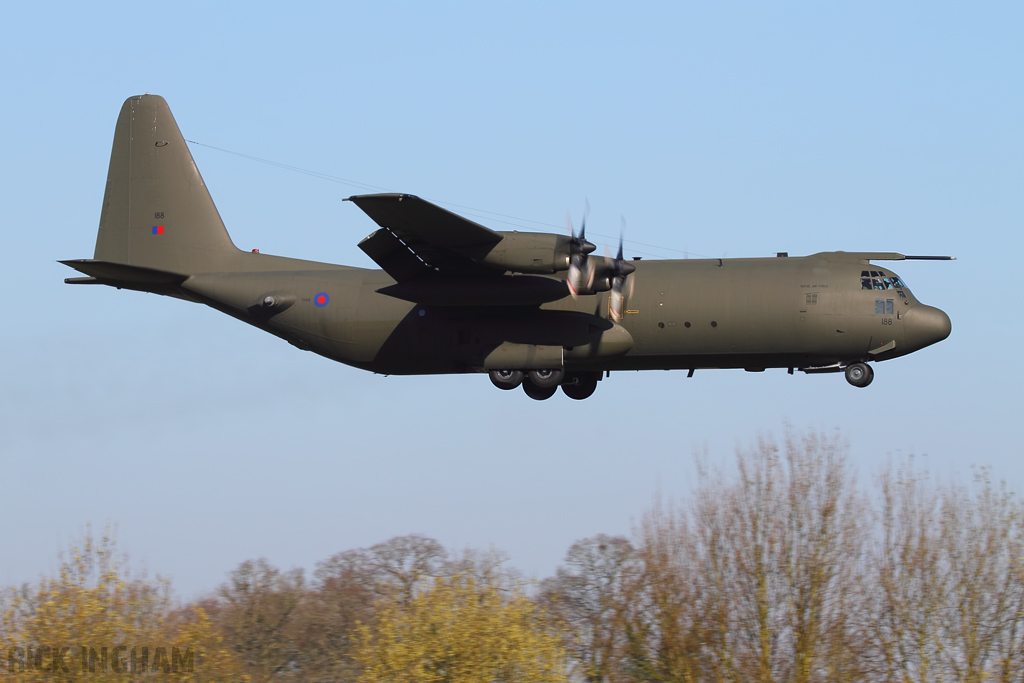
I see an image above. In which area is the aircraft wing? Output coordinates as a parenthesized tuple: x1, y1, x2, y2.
(347, 193, 503, 281)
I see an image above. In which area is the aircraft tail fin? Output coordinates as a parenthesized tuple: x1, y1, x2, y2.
(93, 95, 240, 274)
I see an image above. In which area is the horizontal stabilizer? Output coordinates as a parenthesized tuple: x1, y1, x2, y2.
(60, 259, 187, 286)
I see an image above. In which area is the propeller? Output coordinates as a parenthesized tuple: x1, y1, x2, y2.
(567, 205, 634, 305)
(566, 201, 596, 298)
(609, 217, 635, 322)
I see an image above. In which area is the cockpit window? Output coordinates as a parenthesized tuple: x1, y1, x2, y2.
(861, 270, 908, 290)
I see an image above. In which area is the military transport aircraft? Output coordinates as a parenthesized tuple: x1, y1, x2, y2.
(62, 95, 952, 400)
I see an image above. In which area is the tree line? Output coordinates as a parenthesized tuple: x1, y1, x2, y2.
(4, 431, 1024, 682)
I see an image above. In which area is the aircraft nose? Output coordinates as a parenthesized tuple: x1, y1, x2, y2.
(903, 304, 951, 351)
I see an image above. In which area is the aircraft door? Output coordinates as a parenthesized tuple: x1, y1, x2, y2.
(797, 288, 833, 354)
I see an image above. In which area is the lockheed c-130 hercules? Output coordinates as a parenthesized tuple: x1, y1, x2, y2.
(62, 95, 953, 400)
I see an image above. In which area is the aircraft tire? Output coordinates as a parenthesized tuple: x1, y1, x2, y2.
(528, 368, 565, 389)
(523, 379, 558, 401)
(489, 369, 524, 390)
(844, 362, 874, 388)
(562, 373, 599, 400)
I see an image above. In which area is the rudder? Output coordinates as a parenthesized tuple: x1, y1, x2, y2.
(94, 95, 239, 274)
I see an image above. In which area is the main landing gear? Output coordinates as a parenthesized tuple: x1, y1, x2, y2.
(844, 362, 874, 388)
(561, 373, 599, 400)
(488, 369, 601, 400)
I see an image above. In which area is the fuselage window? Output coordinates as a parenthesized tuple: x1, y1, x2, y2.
(875, 298, 894, 315)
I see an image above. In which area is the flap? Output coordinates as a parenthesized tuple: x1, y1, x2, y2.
(348, 194, 504, 279)
(357, 228, 431, 282)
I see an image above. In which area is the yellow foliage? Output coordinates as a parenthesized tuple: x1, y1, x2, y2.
(354, 574, 568, 683)
(166, 604, 251, 683)
(0, 528, 248, 682)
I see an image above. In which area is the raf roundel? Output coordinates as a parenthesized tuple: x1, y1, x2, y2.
(314, 292, 329, 308)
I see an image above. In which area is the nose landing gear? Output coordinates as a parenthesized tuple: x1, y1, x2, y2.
(844, 362, 874, 388)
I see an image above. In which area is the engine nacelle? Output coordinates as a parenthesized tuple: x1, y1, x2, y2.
(481, 232, 573, 274)
(571, 276, 612, 296)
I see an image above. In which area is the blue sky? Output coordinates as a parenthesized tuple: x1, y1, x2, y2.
(1, 1, 1021, 597)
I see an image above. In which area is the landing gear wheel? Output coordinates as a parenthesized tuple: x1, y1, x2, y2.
(844, 362, 874, 388)
(523, 379, 558, 401)
(489, 369, 524, 390)
(561, 373, 599, 400)
(528, 368, 565, 389)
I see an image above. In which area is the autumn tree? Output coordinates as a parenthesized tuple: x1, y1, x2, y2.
(285, 547, 378, 682)
(351, 533, 448, 602)
(0, 528, 247, 682)
(213, 558, 305, 682)
(209, 534, 451, 682)
(14, 433, 1024, 683)
(627, 497, 708, 683)
(354, 568, 568, 683)
(548, 431, 868, 683)
(863, 462, 1024, 682)
(540, 535, 636, 682)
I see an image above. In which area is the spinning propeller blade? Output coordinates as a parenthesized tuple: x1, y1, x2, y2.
(566, 202, 596, 298)
(609, 217, 634, 321)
